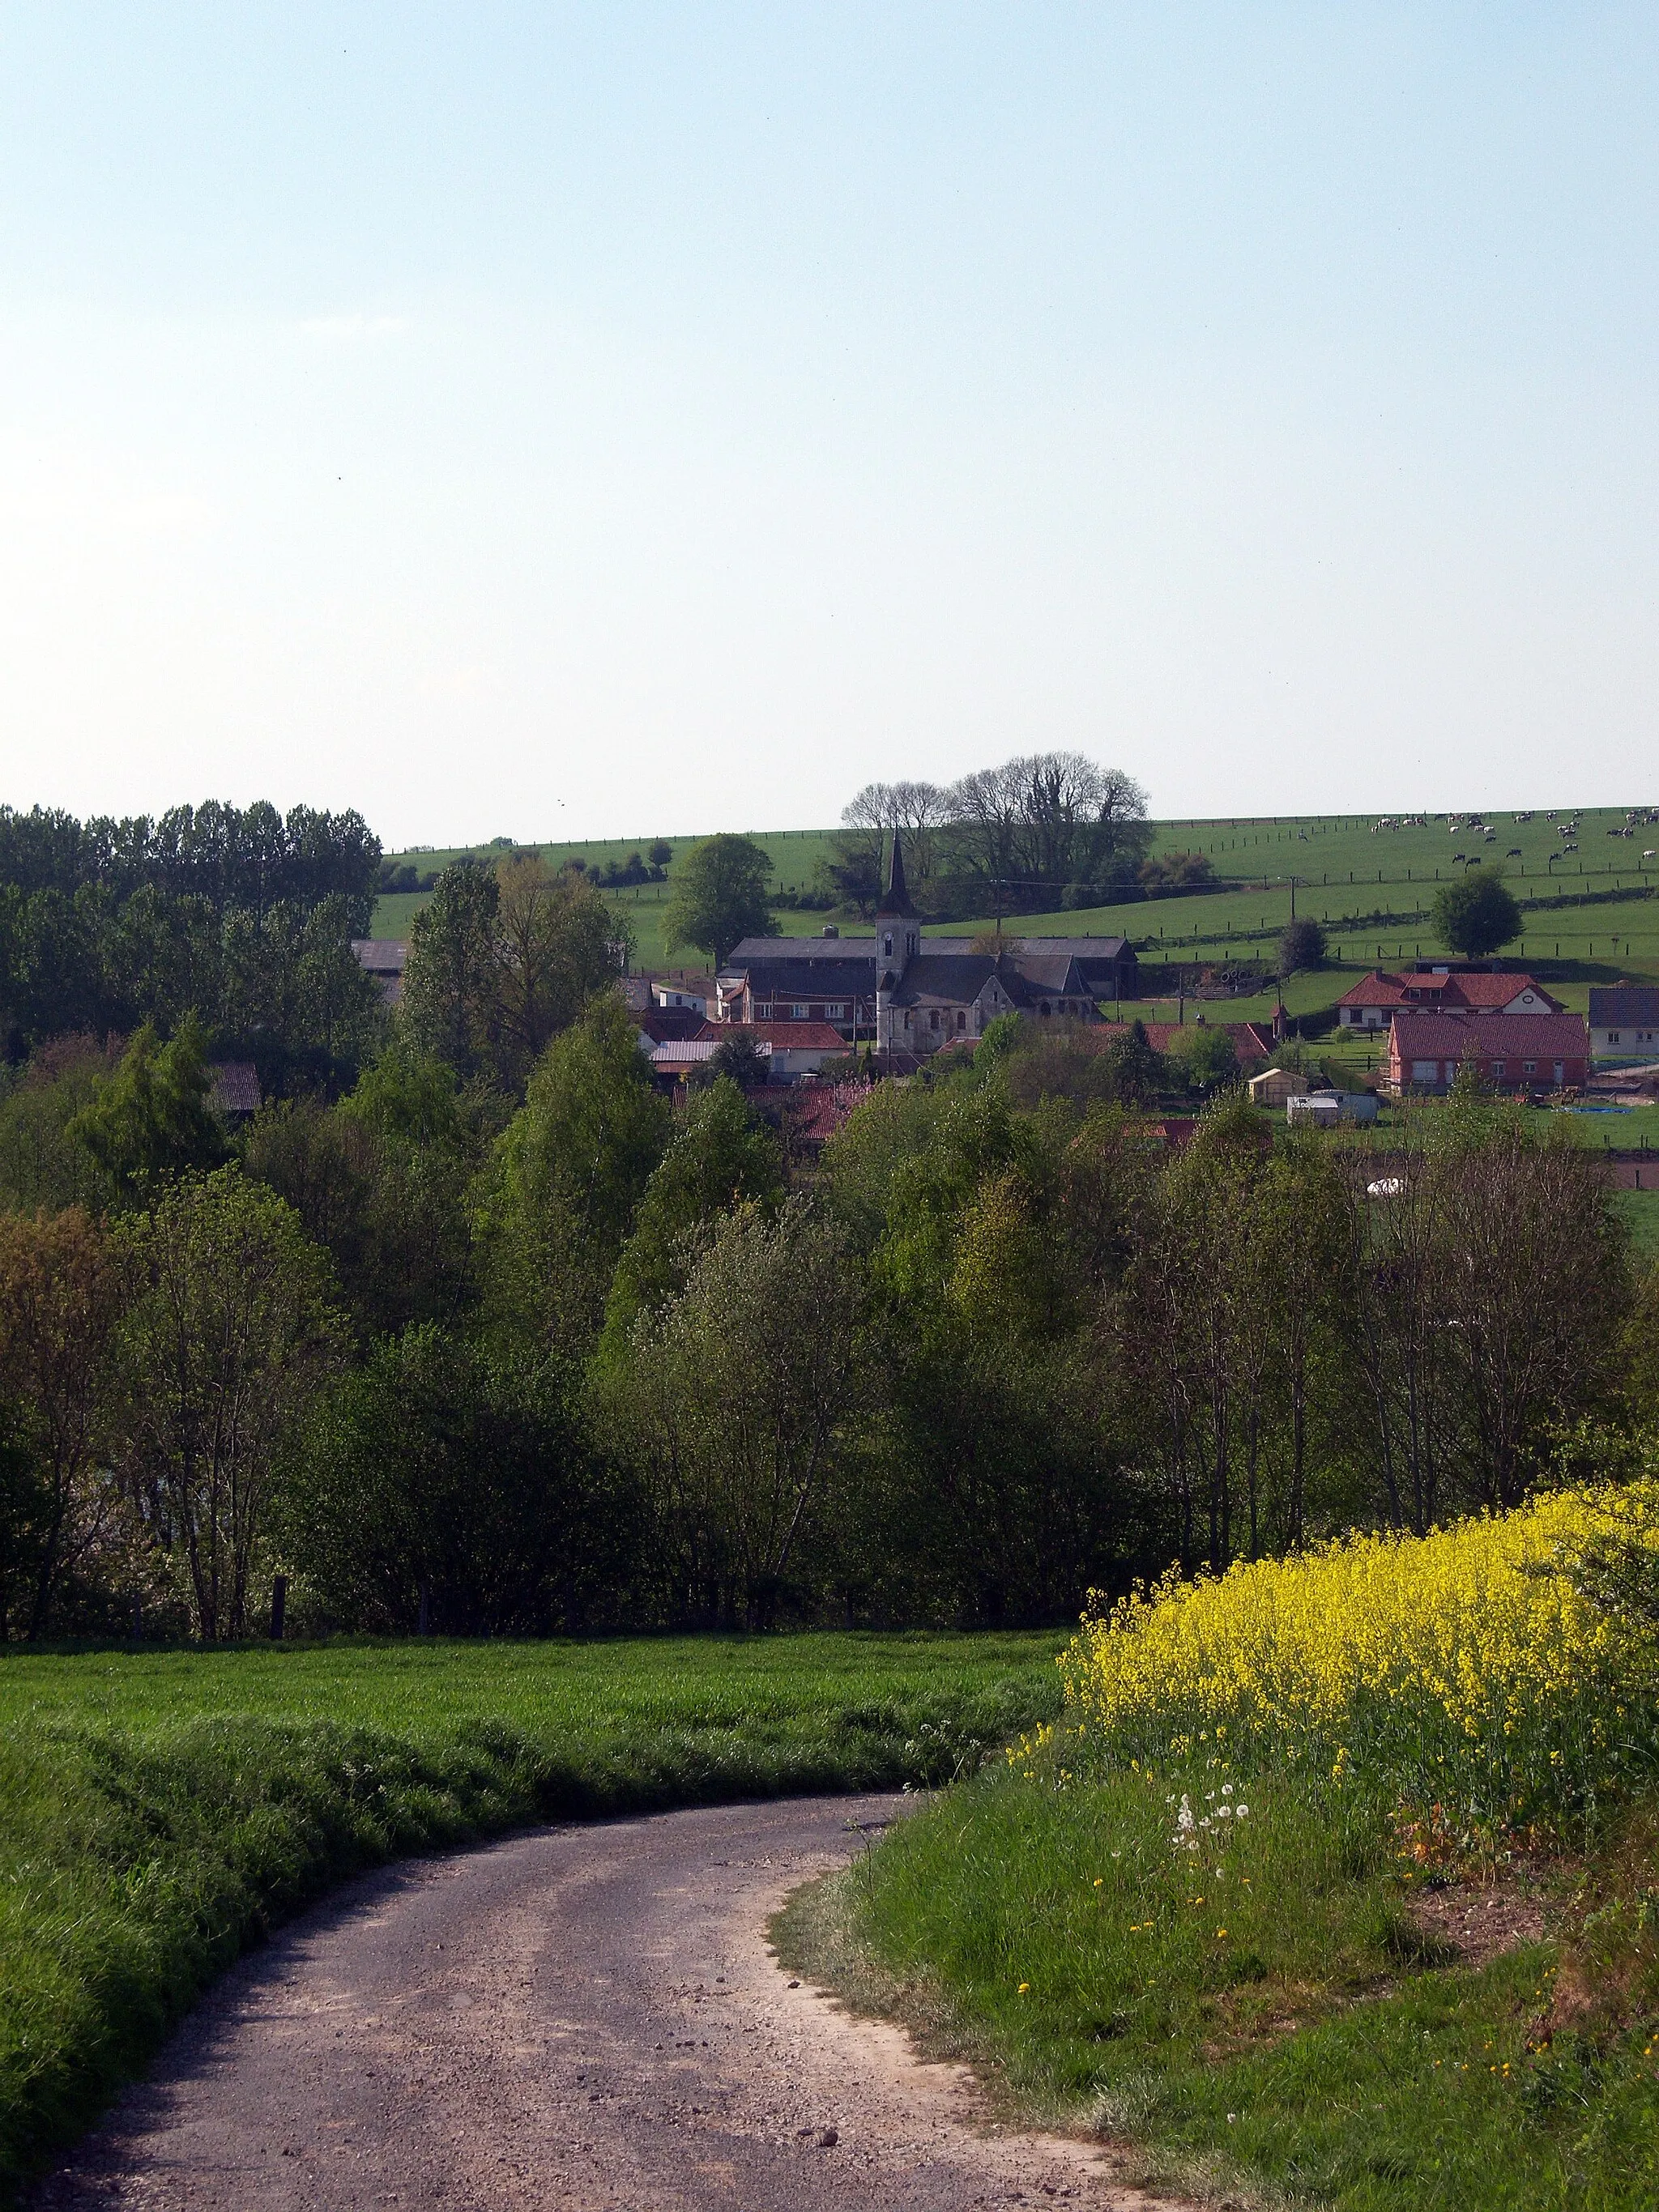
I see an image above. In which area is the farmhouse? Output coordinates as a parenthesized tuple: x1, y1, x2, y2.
(1337, 966, 1561, 1029)
(1385, 1010, 1590, 1095)
(692, 1020, 846, 1076)
(350, 938, 408, 1005)
(1589, 985, 1659, 1063)
(715, 837, 1137, 1055)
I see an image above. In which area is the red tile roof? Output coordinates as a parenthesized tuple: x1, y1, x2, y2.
(1340, 970, 1560, 1012)
(1388, 1011, 1589, 1057)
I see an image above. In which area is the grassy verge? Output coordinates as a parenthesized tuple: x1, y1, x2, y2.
(0, 1630, 1060, 2204)
(779, 1764, 1659, 2210)
(776, 1495, 1659, 2207)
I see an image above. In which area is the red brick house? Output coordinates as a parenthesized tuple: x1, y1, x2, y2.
(1338, 968, 1561, 1030)
(1386, 1011, 1590, 1095)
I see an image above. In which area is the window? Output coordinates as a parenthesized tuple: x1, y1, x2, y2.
(1410, 1059, 1439, 1083)
(1522, 1060, 1537, 1076)
(957, 1009, 966, 1031)
(1554, 1062, 1565, 1084)
(929, 1009, 940, 1032)
(791, 1004, 808, 1018)
(1491, 1061, 1505, 1080)
(827, 1002, 846, 1019)
(757, 1004, 774, 1019)
(1610, 1032, 1623, 1045)
(881, 932, 893, 957)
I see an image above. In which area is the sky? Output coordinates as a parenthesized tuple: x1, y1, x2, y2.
(0, 4, 1656, 849)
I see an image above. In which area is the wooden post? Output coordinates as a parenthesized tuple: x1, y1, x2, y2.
(270, 1575, 287, 1641)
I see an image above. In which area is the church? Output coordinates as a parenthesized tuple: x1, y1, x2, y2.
(714, 835, 1137, 1057)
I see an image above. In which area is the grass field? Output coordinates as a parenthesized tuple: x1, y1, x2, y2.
(371, 803, 1659, 991)
(0, 1630, 1061, 2204)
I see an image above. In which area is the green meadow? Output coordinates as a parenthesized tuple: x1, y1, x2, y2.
(371, 804, 1659, 990)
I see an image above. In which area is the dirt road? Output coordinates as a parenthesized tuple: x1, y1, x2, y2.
(29, 1793, 1165, 2211)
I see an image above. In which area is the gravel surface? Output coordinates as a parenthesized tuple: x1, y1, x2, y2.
(30, 1793, 1172, 2211)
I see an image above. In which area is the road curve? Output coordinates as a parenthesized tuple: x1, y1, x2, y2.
(31, 1793, 1162, 2211)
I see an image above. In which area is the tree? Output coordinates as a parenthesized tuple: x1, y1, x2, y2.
(0, 1208, 126, 1635)
(278, 1326, 609, 1635)
(487, 855, 629, 1090)
(1171, 1023, 1239, 1091)
(1432, 867, 1522, 959)
(941, 755, 1151, 901)
(601, 1200, 863, 1628)
(648, 841, 673, 869)
(1100, 1017, 1171, 1103)
(1278, 916, 1327, 976)
(599, 1076, 783, 1357)
(243, 1065, 478, 1342)
(664, 835, 774, 967)
(402, 861, 501, 1079)
(114, 1169, 343, 1642)
(66, 1015, 227, 1197)
(706, 1031, 770, 1091)
(475, 993, 672, 1348)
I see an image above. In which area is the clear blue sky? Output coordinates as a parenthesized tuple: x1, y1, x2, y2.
(1, 4, 1655, 846)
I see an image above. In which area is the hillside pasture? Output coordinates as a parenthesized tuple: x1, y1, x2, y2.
(373, 807, 1659, 1004)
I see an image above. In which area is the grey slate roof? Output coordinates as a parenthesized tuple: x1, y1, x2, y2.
(889, 955, 1000, 1006)
(1589, 986, 1659, 1026)
(727, 957, 876, 999)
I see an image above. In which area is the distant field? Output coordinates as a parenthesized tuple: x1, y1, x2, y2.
(371, 805, 1659, 991)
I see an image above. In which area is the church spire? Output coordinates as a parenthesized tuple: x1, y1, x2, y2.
(882, 828, 918, 918)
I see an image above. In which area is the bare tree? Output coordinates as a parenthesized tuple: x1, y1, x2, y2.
(945, 754, 1150, 897)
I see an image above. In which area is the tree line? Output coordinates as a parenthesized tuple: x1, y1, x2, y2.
(0, 799, 386, 1077)
(0, 962, 1645, 1643)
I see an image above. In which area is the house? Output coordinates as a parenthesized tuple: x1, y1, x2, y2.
(645, 1038, 759, 1088)
(714, 838, 1137, 1056)
(1337, 966, 1561, 1030)
(1385, 1011, 1590, 1095)
(653, 976, 714, 1016)
(351, 939, 408, 1005)
(210, 1062, 262, 1120)
(631, 1008, 705, 1046)
(1589, 985, 1659, 1063)
(693, 1020, 847, 1077)
(1092, 1019, 1277, 1069)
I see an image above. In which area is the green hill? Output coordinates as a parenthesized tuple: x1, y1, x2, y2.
(373, 805, 1659, 1028)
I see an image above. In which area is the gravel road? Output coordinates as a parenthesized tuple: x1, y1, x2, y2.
(31, 1793, 1168, 2212)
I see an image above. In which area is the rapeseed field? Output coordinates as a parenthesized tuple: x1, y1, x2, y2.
(1052, 1483, 1659, 1831)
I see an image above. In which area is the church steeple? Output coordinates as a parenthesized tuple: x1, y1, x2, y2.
(883, 827, 918, 918)
(874, 830, 921, 1016)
